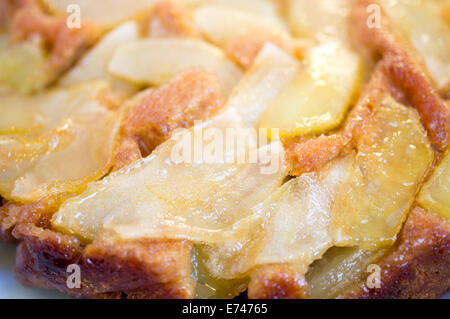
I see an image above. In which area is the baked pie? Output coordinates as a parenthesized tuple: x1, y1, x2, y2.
(0, 0, 449, 299)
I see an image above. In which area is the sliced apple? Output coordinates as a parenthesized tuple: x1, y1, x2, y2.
(333, 98, 434, 248)
(0, 35, 50, 93)
(379, 0, 450, 92)
(193, 246, 249, 299)
(194, 4, 288, 48)
(259, 42, 362, 138)
(202, 155, 353, 279)
(306, 247, 387, 299)
(0, 87, 46, 135)
(226, 43, 301, 128)
(61, 21, 139, 88)
(108, 38, 242, 95)
(204, 97, 433, 279)
(288, 0, 350, 40)
(0, 82, 121, 203)
(42, 0, 157, 28)
(51, 93, 432, 284)
(206, 0, 286, 27)
(417, 153, 450, 220)
(52, 109, 288, 243)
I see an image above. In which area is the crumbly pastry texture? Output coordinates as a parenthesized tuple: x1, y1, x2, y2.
(0, 0, 449, 299)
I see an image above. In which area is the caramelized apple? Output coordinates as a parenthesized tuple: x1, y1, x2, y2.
(333, 98, 433, 248)
(0, 88, 45, 134)
(0, 35, 49, 93)
(61, 22, 139, 88)
(259, 42, 362, 138)
(287, 0, 350, 40)
(0, 82, 121, 203)
(379, 0, 450, 91)
(306, 247, 388, 299)
(42, 0, 157, 28)
(202, 155, 353, 279)
(194, 4, 287, 47)
(108, 38, 242, 95)
(193, 246, 249, 299)
(226, 43, 300, 128)
(418, 153, 450, 220)
(204, 97, 433, 279)
(52, 109, 288, 243)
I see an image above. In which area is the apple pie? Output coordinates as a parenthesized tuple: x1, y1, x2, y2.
(0, 0, 449, 299)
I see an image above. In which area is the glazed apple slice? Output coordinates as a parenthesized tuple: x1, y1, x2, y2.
(0, 34, 49, 93)
(417, 153, 450, 220)
(332, 98, 434, 248)
(203, 155, 353, 279)
(42, 0, 157, 28)
(306, 247, 388, 299)
(204, 97, 433, 279)
(194, 4, 288, 47)
(0, 82, 121, 203)
(52, 109, 288, 243)
(0, 87, 46, 135)
(209, 0, 282, 20)
(108, 38, 242, 95)
(61, 21, 139, 88)
(288, 0, 350, 40)
(379, 0, 450, 92)
(226, 43, 301, 128)
(259, 42, 362, 139)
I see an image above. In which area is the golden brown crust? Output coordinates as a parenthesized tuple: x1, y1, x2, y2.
(248, 264, 309, 299)
(286, 0, 450, 176)
(0, 68, 227, 299)
(0, 0, 13, 28)
(146, 0, 199, 38)
(9, 0, 100, 81)
(283, 64, 384, 177)
(0, 199, 57, 244)
(112, 136, 143, 172)
(340, 207, 450, 299)
(225, 29, 306, 69)
(284, 134, 349, 177)
(255, 61, 449, 298)
(1, 0, 449, 300)
(350, 0, 450, 153)
(122, 68, 225, 155)
(13, 223, 195, 299)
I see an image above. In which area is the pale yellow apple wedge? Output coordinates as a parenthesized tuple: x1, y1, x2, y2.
(417, 153, 450, 220)
(52, 109, 288, 244)
(202, 0, 287, 30)
(259, 42, 362, 139)
(226, 43, 301, 128)
(194, 4, 288, 47)
(108, 38, 243, 95)
(205, 96, 433, 280)
(287, 0, 350, 40)
(61, 21, 139, 89)
(42, 0, 157, 29)
(379, 0, 450, 92)
(306, 247, 388, 299)
(0, 82, 121, 204)
(0, 35, 49, 93)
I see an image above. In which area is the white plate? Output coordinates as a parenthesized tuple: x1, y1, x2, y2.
(0, 243, 448, 299)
